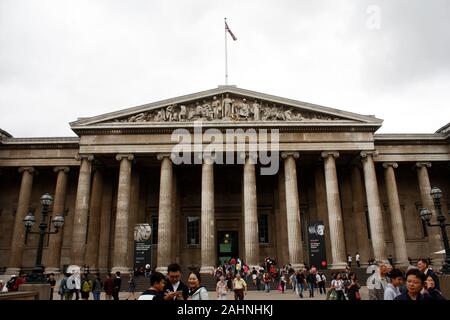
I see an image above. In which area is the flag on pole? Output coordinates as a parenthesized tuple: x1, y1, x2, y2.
(225, 21, 237, 41)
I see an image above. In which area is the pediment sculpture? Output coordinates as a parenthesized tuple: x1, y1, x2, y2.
(111, 94, 343, 123)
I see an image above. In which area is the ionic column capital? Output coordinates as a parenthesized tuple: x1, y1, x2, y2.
(321, 151, 339, 159)
(415, 162, 432, 168)
(53, 166, 70, 173)
(156, 153, 172, 161)
(281, 152, 299, 159)
(115, 153, 134, 161)
(360, 150, 378, 160)
(18, 166, 35, 174)
(75, 154, 94, 161)
(382, 162, 398, 169)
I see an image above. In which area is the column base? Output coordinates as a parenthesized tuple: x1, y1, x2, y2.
(155, 266, 168, 275)
(393, 260, 409, 269)
(290, 263, 306, 271)
(111, 267, 132, 275)
(4, 267, 21, 275)
(98, 268, 110, 275)
(44, 267, 61, 275)
(199, 266, 215, 274)
(330, 262, 348, 270)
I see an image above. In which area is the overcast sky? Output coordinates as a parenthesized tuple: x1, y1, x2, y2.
(1, 0, 449, 137)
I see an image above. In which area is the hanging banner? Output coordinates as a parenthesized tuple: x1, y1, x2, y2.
(134, 223, 152, 271)
(308, 221, 327, 269)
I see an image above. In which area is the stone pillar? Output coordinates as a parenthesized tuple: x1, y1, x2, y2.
(46, 167, 70, 274)
(156, 154, 173, 274)
(112, 154, 134, 274)
(383, 162, 409, 267)
(6, 167, 35, 274)
(416, 162, 443, 264)
(127, 171, 140, 269)
(360, 151, 388, 263)
(275, 171, 289, 266)
(84, 168, 103, 272)
(200, 156, 216, 273)
(243, 154, 259, 268)
(97, 174, 113, 274)
(321, 152, 347, 269)
(350, 165, 372, 266)
(281, 152, 305, 270)
(71, 155, 94, 266)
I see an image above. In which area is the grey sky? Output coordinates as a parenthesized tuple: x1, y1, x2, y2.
(1, 0, 449, 137)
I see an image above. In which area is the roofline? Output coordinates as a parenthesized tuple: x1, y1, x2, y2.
(70, 86, 383, 128)
(0, 129, 12, 138)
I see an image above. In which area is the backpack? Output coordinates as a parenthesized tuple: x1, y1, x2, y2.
(82, 280, 92, 292)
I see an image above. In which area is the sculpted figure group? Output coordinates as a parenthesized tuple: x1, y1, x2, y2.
(116, 94, 337, 123)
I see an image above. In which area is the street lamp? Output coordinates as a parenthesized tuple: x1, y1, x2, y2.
(419, 187, 450, 274)
(23, 193, 65, 283)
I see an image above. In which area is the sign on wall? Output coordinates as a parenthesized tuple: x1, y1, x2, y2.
(308, 221, 327, 269)
(134, 223, 152, 271)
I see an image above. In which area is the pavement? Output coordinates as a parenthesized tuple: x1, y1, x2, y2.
(51, 286, 370, 300)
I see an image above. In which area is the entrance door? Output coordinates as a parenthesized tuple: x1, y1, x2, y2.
(217, 231, 238, 266)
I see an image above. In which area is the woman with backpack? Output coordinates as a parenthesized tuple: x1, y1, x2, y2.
(80, 273, 93, 300)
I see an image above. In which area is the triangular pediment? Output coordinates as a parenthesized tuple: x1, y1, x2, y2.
(70, 86, 382, 131)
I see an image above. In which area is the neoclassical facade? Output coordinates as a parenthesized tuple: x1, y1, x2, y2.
(1, 86, 449, 275)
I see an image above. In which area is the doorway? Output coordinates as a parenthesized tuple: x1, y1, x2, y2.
(217, 231, 239, 266)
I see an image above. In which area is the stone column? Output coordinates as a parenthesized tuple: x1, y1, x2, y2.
(350, 165, 372, 265)
(71, 154, 94, 266)
(360, 151, 388, 263)
(97, 174, 113, 274)
(415, 162, 443, 264)
(383, 162, 409, 267)
(84, 168, 103, 272)
(46, 167, 70, 274)
(200, 156, 216, 273)
(127, 171, 140, 269)
(243, 154, 259, 268)
(6, 167, 35, 274)
(156, 154, 173, 274)
(112, 154, 134, 274)
(281, 152, 305, 270)
(321, 152, 347, 269)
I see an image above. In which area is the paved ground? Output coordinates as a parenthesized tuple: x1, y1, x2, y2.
(51, 286, 369, 300)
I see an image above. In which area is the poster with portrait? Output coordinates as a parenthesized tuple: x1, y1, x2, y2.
(134, 223, 152, 271)
(308, 221, 327, 269)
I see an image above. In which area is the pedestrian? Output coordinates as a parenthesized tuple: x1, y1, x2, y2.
(367, 261, 388, 300)
(417, 258, 440, 291)
(331, 273, 345, 301)
(263, 272, 271, 295)
(104, 273, 114, 300)
(289, 271, 297, 292)
(394, 269, 429, 300)
(80, 273, 92, 300)
(316, 270, 326, 295)
(126, 273, 136, 300)
(384, 269, 404, 300)
(306, 270, 316, 298)
(67, 271, 81, 300)
(188, 271, 209, 300)
(232, 273, 247, 300)
(346, 272, 361, 300)
(58, 273, 68, 300)
(138, 272, 166, 300)
(279, 272, 287, 294)
(112, 271, 122, 301)
(355, 252, 360, 268)
(388, 254, 394, 267)
(92, 273, 102, 300)
(216, 275, 228, 300)
(423, 275, 446, 300)
(251, 267, 257, 286)
(47, 273, 56, 300)
(256, 269, 262, 291)
(347, 254, 352, 268)
(164, 263, 189, 300)
(296, 270, 306, 298)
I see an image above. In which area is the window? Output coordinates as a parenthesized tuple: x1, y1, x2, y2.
(186, 216, 200, 245)
(258, 214, 269, 244)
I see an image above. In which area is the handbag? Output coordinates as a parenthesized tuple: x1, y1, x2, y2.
(355, 291, 361, 300)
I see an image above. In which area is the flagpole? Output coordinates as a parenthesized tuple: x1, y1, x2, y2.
(224, 17, 228, 85)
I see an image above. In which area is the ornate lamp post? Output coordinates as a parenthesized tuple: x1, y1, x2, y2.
(419, 187, 450, 274)
(23, 193, 65, 283)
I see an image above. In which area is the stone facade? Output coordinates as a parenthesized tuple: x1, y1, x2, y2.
(1, 86, 449, 274)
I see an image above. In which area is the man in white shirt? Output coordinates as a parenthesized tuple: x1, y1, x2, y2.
(384, 269, 404, 300)
(347, 254, 352, 268)
(355, 252, 361, 268)
(367, 261, 389, 300)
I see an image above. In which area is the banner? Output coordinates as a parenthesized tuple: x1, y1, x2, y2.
(134, 223, 152, 271)
(308, 221, 327, 269)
